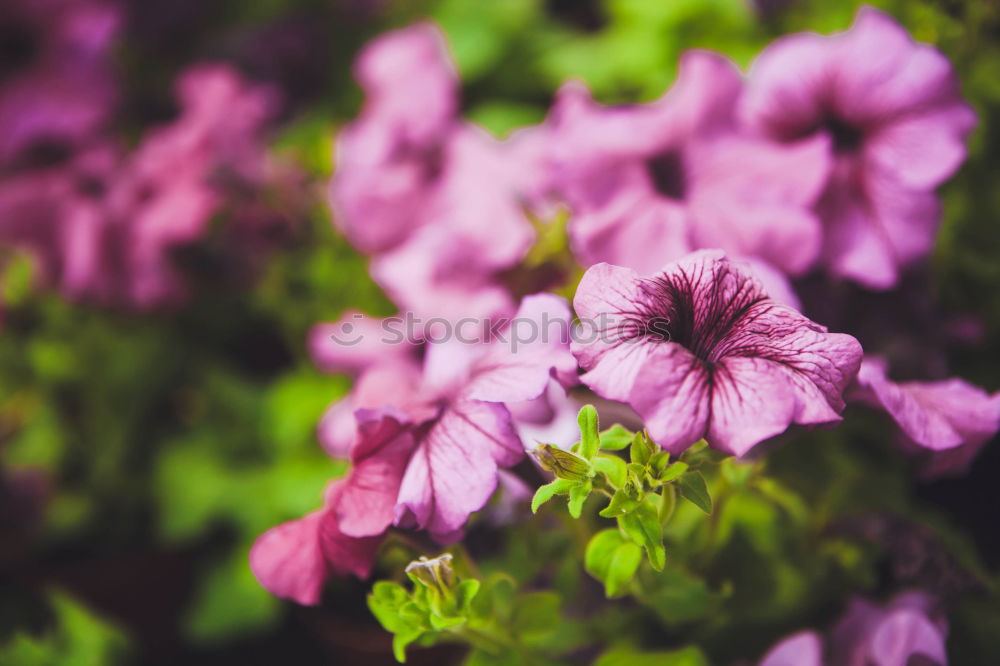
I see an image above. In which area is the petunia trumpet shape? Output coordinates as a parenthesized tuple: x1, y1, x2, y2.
(545, 50, 830, 277)
(851, 357, 1000, 477)
(742, 6, 976, 289)
(328, 294, 576, 543)
(571, 250, 863, 456)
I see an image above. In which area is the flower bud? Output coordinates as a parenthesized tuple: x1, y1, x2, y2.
(405, 554, 455, 595)
(533, 443, 594, 482)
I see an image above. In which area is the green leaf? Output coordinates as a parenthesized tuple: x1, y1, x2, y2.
(618, 500, 666, 571)
(578, 405, 600, 460)
(594, 645, 710, 666)
(531, 478, 576, 513)
(658, 484, 676, 523)
(567, 479, 592, 518)
(585, 529, 626, 581)
(584, 530, 641, 598)
(592, 455, 627, 488)
(599, 424, 634, 451)
(677, 472, 713, 514)
(599, 489, 641, 518)
(659, 461, 689, 483)
(629, 431, 656, 466)
(605, 542, 643, 597)
(649, 451, 671, 476)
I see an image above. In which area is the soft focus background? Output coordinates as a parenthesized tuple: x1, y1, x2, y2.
(1, 0, 999, 664)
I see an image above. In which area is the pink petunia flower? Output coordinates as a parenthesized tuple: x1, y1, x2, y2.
(0, 64, 281, 308)
(332, 294, 577, 542)
(758, 592, 948, 666)
(329, 23, 536, 323)
(571, 250, 862, 456)
(742, 6, 976, 289)
(249, 479, 382, 606)
(851, 357, 1000, 477)
(545, 50, 829, 278)
(0, 0, 119, 167)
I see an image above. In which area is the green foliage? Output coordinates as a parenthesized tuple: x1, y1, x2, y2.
(0, 592, 129, 666)
(369, 554, 580, 664)
(532, 407, 718, 588)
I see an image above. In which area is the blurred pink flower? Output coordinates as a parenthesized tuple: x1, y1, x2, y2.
(758, 592, 947, 666)
(545, 51, 829, 277)
(851, 357, 1000, 477)
(571, 250, 862, 456)
(0, 64, 281, 308)
(758, 631, 823, 666)
(249, 480, 382, 606)
(742, 6, 975, 289)
(330, 23, 536, 322)
(0, 0, 119, 167)
(830, 592, 948, 666)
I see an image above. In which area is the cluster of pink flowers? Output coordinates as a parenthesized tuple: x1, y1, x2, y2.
(251, 6, 998, 606)
(759, 592, 948, 666)
(0, 3, 293, 309)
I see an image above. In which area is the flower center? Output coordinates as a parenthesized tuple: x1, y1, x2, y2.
(822, 113, 864, 153)
(635, 271, 768, 363)
(645, 149, 687, 200)
(0, 19, 39, 82)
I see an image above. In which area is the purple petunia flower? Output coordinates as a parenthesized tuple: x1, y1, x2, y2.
(307, 294, 576, 548)
(544, 51, 829, 278)
(0, 0, 119, 168)
(329, 23, 536, 323)
(742, 6, 976, 289)
(571, 250, 862, 456)
(758, 592, 948, 666)
(851, 357, 1000, 477)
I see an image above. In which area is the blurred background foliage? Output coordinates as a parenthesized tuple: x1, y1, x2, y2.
(1, 0, 999, 664)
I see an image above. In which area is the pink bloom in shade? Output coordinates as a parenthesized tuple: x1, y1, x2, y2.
(0, 0, 119, 167)
(757, 593, 948, 666)
(758, 631, 824, 666)
(742, 7, 976, 289)
(249, 480, 382, 606)
(571, 250, 863, 456)
(0, 63, 280, 308)
(850, 357, 1000, 477)
(329, 294, 577, 542)
(330, 23, 536, 323)
(545, 51, 829, 278)
(830, 592, 948, 666)
(370, 125, 536, 324)
(329, 22, 458, 254)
